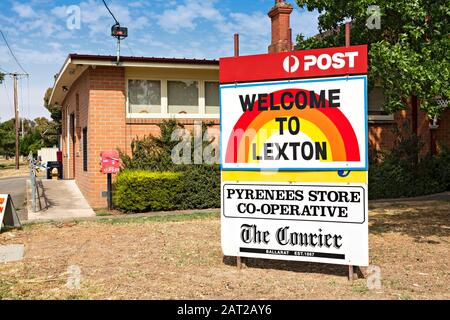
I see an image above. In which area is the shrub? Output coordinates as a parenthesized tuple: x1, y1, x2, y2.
(173, 165, 221, 210)
(368, 135, 450, 200)
(113, 167, 220, 213)
(115, 120, 220, 213)
(113, 171, 183, 212)
(119, 120, 181, 172)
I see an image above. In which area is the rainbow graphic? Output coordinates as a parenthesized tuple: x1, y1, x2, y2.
(225, 88, 360, 164)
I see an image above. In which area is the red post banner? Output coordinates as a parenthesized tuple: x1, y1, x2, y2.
(220, 45, 367, 84)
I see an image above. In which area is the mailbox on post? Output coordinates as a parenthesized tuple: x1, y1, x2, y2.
(100, 150, 120, 210)
(100, 150, 120, 174)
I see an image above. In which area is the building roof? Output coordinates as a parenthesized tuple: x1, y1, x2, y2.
(68, 54, 219, 65)
(48, 54, 219, 107)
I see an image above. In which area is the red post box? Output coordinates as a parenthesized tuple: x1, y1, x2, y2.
(100, 150, 120, 174)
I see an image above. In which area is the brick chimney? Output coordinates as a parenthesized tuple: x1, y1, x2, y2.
(268, 0, 293, 53)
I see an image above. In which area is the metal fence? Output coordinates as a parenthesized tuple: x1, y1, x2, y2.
(28, 152, 45, 213)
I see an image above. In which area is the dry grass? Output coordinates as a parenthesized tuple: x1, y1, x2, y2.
(0, 201, 449, 300)
(0, 158, 32, 178)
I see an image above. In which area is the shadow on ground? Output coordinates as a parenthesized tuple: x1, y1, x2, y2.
(222, 256, 365, 278)
(369, 201, 449, 244)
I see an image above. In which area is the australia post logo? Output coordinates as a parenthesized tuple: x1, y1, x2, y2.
(283, 55, 300, 73)
(283, 51, 360, 74)
(219, 45, 368, 84)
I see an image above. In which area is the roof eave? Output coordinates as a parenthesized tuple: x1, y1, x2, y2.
(48, 55, 72, 107)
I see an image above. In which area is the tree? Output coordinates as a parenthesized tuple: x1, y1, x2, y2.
(20, 130, 42, 156)
(0, 119, 16, 158)
(295, 0, 450, 119)
(34, 117, 59, 147)
(0, 72, 4, 83)
(43, 87, 61, 133)
(0, 117, 60, 157)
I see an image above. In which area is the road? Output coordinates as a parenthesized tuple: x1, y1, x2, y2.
(0, 176, 28, 218)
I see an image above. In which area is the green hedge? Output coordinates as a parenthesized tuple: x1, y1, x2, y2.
(173, 165, 221, 210)
(113, 171, 183, 212)
(113, 166, 220, 213)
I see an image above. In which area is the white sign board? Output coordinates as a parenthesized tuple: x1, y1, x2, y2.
(221, 182, 369, 266)
(220, 76, 368, 171)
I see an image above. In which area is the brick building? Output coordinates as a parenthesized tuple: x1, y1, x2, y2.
(48, 57, 219, 207)
(48, 0, 449, 208)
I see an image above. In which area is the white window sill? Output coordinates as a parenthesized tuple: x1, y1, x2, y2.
(368, 114, 395, 123)
(127, 113, 220, 120)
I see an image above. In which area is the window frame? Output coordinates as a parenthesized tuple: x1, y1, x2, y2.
(204, 81, 220, 115)
(82, 127, 88, 172)
(367, 86, 394, 122)
(126, 77, 219, 119)
(167, 79, 200, 114)
(126, 78, 163, 115)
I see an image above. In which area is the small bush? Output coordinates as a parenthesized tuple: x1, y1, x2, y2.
(113, 166, 220, 213)
(113, 171, 183, 212)
(173, 165, 220, 210)
(369, 136, 450, 200)
(115, 120, 220, 213)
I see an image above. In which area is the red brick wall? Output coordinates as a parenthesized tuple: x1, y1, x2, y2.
(86, 66, 127, 208)
(61, 70, 90, 188)
(268, 4, 293, 53)
(61, 66, 127, 208)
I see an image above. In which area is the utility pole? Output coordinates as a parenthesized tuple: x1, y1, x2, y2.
(3, 72, 28, 169)
(13, 73, 19, 170)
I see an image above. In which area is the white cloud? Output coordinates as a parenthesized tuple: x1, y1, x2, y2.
(12, 3, 37, 18)
(157, 0, 223, 33)
(291, 8, 320, 38)
(51, 5, 68, 19)
(221, 12, 270, 38)
(73, 0, 149, 36)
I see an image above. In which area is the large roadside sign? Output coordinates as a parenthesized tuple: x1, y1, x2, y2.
(220, 45, 369, 267)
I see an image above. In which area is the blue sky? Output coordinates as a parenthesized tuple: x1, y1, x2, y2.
(0, 0, 319, 120)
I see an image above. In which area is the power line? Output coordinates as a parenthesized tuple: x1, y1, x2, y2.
(2, 78, 12, 112)
(102, 0, 119, 25)
(125, 41, 135, 56)
(0, 29, 28, 75)
(26, 75, 30, 120)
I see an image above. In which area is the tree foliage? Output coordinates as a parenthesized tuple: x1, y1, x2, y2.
(0, 117, 59, 157)
(295, 0, 450, 118)
(43, 87, 62, 133)
(0, 119, 16, 158)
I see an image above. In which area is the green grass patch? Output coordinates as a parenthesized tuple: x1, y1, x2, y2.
(96, 211, 113, 217)
(0, 163, 15, 170)
(99, 211, 220, 225)
(352, 282, 369, 294)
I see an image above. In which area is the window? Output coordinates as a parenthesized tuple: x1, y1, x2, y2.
(168, 80, 199, 114)
(82, 127, 88, 172)
(128, 80, 161, 114)
(205, 81, 220, 114)
(368, 87, 387, 115)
